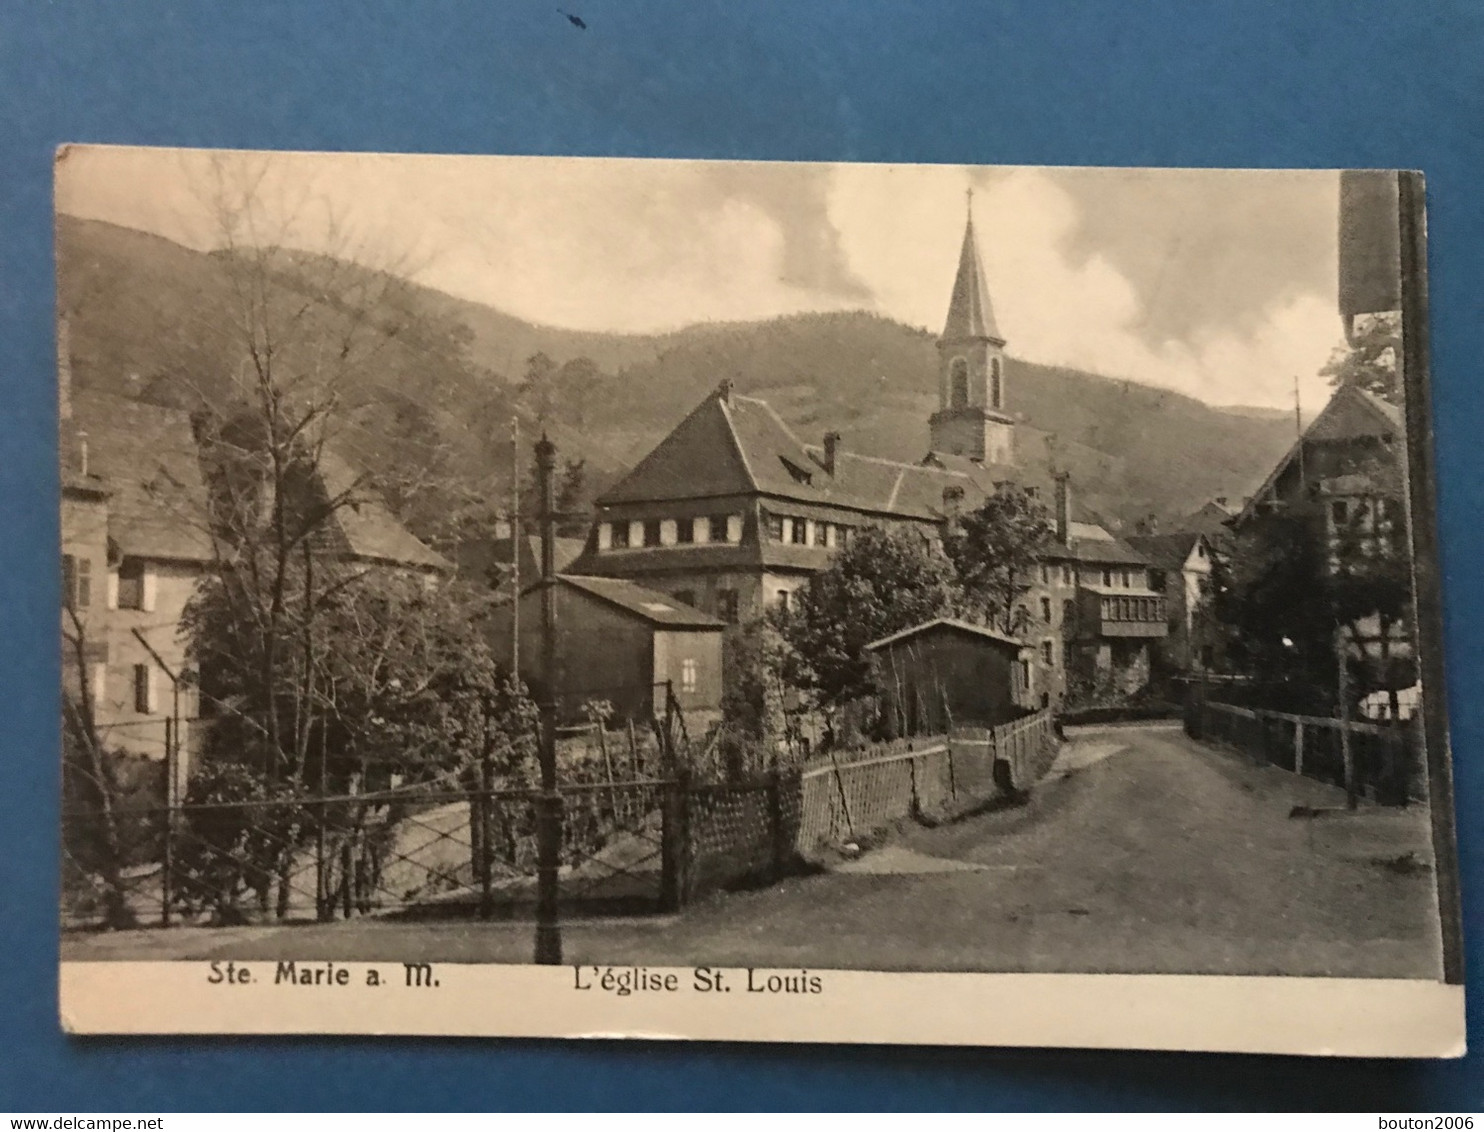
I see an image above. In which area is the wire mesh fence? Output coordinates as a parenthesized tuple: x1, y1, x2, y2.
(62, 708, 1062, 931)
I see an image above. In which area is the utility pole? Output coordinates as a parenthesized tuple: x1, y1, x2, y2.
(533, 433, 563, 964)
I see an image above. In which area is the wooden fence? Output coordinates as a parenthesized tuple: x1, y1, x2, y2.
(1186, 698, 1424, 805)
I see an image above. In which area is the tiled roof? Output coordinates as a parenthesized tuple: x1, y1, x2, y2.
(866, 617, 1023, 653)
(596, 385, 1137, 561)
(315, 450, 450, 571)
(558, 574, 725, 629)
(69, 391, 214, 563)
(1126, 532, 1204, 572)
(1065, 535, 1150, 566)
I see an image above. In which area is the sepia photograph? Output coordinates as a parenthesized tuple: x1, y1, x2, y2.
(52, 148, 1462, 1051)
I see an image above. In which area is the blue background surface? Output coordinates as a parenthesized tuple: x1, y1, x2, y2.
(1, 0, 1480, 1111)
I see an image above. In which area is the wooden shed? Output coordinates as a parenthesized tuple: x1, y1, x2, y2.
(866, 618, 1028, 737)
(487, 573, 725, 730)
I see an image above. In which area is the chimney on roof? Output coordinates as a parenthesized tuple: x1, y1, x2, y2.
(942, 484, 965, 537)
(1054, 471, 1072, 545)
(822, 431, 841, 475)
(717, 378, 733, 403)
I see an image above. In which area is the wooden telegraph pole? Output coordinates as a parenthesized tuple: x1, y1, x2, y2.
(533, 433, 563, 964)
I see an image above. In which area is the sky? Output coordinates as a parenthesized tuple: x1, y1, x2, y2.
(55, 146, 1352, 410)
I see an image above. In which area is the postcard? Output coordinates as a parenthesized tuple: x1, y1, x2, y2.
(54, 147, 1464, 1055)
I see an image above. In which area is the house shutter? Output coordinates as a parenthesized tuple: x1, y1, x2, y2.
(106, 568, 119, 610)
(62, 555, 76, 608)
(134, 664, 155, 714)
(140, 566, 157, 612)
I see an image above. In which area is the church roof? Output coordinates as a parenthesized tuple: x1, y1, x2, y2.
(942, 215, 1003, 343)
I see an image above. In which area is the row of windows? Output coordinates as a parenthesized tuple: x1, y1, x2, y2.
(1098, 568, 1146, 589)
(764, 513, 853, 550)
(62, 555, 155, 612)
(600, 514, 742, 551)
(1100, 596, 1164, 623)
(1037, 563, 1078, 586)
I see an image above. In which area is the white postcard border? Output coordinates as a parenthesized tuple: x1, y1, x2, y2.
(59, 962, 1465, 1058)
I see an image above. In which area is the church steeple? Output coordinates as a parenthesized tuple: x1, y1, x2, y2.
(943, 201, 1003, 344)
(929, 192, 1015, 465)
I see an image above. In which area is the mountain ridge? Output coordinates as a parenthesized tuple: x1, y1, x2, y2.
(56, 213, 1295, 529)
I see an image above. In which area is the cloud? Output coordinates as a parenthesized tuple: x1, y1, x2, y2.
(828, 163, 1344, 408)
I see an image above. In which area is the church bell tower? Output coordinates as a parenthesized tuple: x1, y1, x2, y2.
(929, 194, 1015, 465)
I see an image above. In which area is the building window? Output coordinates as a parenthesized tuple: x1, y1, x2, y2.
(133, 664, 155, 714)
(716, 589, 740, 624)
(1062, 564, 1073, 585)
(1101, 568, 1112, 588)
(676, 517, 694, 544)
(1120, 569, 1131, 588)
(681, 658, 698, 693)
(1042, 640, 1054, 666)
(117, 558, 146, 610)
(709, 515, 732, 544)
(1039, 563, 1050, 584)
(821, 522, 836, 549)
(1020, 657, 1032, 691)
(1040, 596, 1052, 622)
(674, 589, 696, 609)
(643, 520, 663, 548)
(1331, 499, 1349, 526)
(990, 357, 1003, 409)
(950, 357, 970, 408)
(790, 517, 808, 545)
(62, 554, 91, 610)
(609, 521, 630, 549)
(777, 590, 790, 612)
(767, 513, 785, 542)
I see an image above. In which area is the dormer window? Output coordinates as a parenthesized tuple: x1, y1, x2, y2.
(780, 457, 813, 486)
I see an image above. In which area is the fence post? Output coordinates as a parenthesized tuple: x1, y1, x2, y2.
(767, 765, 789, 880)
(660, 770, 690, 912)
(908, 755, 920, 820)
(1293, 720, 1305, 778)
(478, 744, 494, 920)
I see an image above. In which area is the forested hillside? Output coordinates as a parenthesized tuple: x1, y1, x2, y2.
(56, 215, 1296, 532)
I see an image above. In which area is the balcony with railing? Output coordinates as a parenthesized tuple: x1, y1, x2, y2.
(1077, 587, 1168, 639)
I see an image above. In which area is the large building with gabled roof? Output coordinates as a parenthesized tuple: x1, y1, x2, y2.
(569, 206, 1165, 707)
